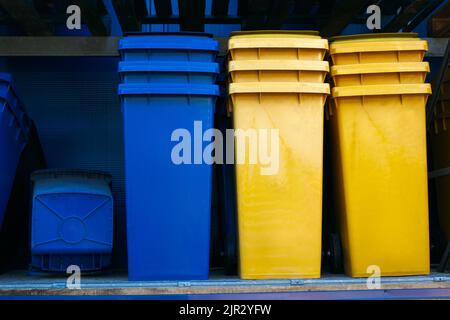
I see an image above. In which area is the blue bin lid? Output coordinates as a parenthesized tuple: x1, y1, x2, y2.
(124, 32, 214, 38)
(118, 61, 220, 74)
(119, 34, 219, 52)
(31, 169, 113, 198)
(118, 84, 220, 96)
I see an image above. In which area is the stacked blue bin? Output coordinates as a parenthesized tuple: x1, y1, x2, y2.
(119, 33, 220, 280)
(0, 73, 31, 231)
(30, 169, 113, 272)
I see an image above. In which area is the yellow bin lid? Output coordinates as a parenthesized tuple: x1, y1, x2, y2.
(332, 83, 431, 98)
(229, 30, 328, 51)
(331, 62, 430, 76)
(230, 30, 321, 38)
(229, 60, 329, 72)
(330, 33, 427, 54)
(329, 32, 419, 43)
(229, 82, 330, 95)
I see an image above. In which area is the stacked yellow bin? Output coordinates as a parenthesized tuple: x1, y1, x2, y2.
(328, 33, 432, 277)
(431, 67, 450, 241)
(228, 31, 330, 279)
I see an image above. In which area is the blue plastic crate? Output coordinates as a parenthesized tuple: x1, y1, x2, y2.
(0, 80, 29, 231)
(119, 32, 219, 63)
(118, 61, 219, 84)
(30, 170, 114, 272)
(119, 83, 219, 281)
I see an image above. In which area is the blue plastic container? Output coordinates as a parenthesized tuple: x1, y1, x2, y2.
(0, 75, 29, 231)
(119, 32, 219, 63)
(119, 83, 219, 280)
(118, 61, 219, 84)
(30, 170, 113, 272)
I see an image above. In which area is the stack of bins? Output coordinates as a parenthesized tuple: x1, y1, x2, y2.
(431, 68, 450, 242)
(328, 33, 432, 277)
(118, 33, 220, 280)
(228, 31, 330, 279)
(0, 73, 31, 232)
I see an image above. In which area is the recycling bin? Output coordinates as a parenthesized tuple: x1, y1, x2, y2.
(329, 84, 431, 277)
(229, 82, 329, 279)
(119, 83, 219, 280)
(30, 169, 113, 272)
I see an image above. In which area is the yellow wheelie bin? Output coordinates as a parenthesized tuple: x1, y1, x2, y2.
(229, 31, 329, 62)
(329, 84, 431, 277)
(229, 82, 329, 279)
(331, 62, 429, 86)
(329, 33, 428, 65)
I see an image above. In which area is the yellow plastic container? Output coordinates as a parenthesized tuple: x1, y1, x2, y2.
(229, 82, 330, 279)
(229, 31, 329, 61)
(329, 84, 431, 277)
(229, 60, 329, 83)
(331, 62, 429, 86)
(329, 33, 428, 65)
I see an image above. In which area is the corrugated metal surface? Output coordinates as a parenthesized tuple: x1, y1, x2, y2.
(0, 56, 126, 268)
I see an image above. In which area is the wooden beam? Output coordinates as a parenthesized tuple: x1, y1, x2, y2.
(266, 0, 291, 29)
(112, 0, 142, 33)
(178, 0, 206, 32)
(72, 0, 109, 36)
(0, 37, 446, 57)
(320, 0, 371, 37)
(212, 0, 230, 17)
(0, 36, 120, 56)
(0, 0, 53, 35)
(382, 0, 429, 32)
(154, 0, 172, 17)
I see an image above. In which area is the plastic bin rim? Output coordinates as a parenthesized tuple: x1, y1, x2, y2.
(230, 30, 321, 38)
(331, 62, 430, 76)
(329, 32, 419, 43)
(228, 37, 329, 50)
(119, 84, 220, 96)
(332, 84, 432, 98)
(123, 32, 214, 38)
(229, 60, 329, 72)
(229, 82, 330, 95)
(31, 169, 113, 184)
(118, 61, 220, 73)
(119, 37, 219, 52)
